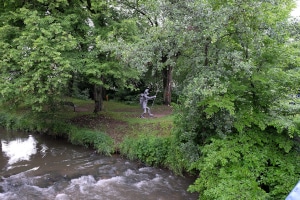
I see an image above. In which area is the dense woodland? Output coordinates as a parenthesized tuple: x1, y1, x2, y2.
(1, 0, 300, 199)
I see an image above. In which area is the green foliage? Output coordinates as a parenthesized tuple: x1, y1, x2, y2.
(164, 135, 193, 175)
(120, 134, 171, 167)
(188, 129, 300, 200)
(72, 88, 91, 100)
(0, 109, 114, 155)
(112, 89, 140, 103)
(0, 0, 142, 113)
(0, 111, 17, 129)
(0, 1, 81, 112)
(68, 129, 114, 155)
(94, 18, 143, 89)
(172, 0, 300, 155)
(0, 1, 299, 200)
(167, 1, 300, 199)
(0, 110, 47, 132)
(119, 126, 190, 174)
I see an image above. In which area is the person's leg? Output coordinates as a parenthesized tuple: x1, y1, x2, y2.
(141, 108, 147, 118)
(147, 107, 153, 117)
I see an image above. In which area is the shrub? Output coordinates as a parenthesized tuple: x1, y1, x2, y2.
(0, 111, 44, 131)
(164, 136, 192, 175)
(68, 129, 114, 155)
(120, 134, 171, 167)
(0, 112, 14, 129)
(0, 111, 114, 155)
(188, 128, 300, 200)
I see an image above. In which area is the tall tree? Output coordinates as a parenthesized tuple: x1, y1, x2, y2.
(174, 0, 300, 145)
(109, 0, 182, 105)
(0, 0, 80, 112)
(71, 1, 142, 113)
(170, 0, 300, 198)
(0, 0, 141, 113)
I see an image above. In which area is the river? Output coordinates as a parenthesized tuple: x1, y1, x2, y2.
(0, 128, 198, 200)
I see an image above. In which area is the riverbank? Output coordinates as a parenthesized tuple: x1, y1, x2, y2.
(0, 99, 178, 168)
(67, 100, 178, 168)
(69, 100, 173, 146)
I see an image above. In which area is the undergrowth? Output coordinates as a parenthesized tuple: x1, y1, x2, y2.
(119, 132, 190, 174)
(0, 109, 114, 155)
(68, 128, 114, 155)
(188, 129, 300, 200)
(120, 134, 171, 167)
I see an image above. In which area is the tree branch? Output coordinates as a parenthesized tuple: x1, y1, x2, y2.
(119, 0, 156, 27)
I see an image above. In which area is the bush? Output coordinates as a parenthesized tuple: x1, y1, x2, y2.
(0, 111, 15, 129)
(120, 133, 191, 174)
(164, 136, 192, 175)
(188, 128, 300, 200)
(0, 111, 45, 131)
(0, 111, 115, 155)
(120, 134, 171, 167)
(72, 88, 90, 100)
(68, 129, 114, 155)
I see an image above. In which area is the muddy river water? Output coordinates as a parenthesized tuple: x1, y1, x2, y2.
(0, 128, 197, 200)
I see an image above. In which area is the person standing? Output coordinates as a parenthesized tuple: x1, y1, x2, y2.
(140, 87, 156, 118)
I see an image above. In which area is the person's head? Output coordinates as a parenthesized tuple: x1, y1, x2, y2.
(144, 87, 149, 95)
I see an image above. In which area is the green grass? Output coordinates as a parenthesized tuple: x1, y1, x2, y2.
(99, 100, 174, 135)
(0, 98, 175, 156)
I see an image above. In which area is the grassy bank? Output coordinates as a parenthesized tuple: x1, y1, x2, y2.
(0, 99, 178, 169)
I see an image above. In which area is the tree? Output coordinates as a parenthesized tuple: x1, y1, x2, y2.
(71, 1, 144, 113)
(0, 0, 79, 112)
(169, 0, 300, 198)
(0, 0, 142, 113)
(109, 0, 183, 105)
(174, 0, 300, 144)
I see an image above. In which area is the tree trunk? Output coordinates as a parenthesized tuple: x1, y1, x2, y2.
(162, 65, 172, 105)
(93, 84, 103, 114)
(204, 37, 210, 66)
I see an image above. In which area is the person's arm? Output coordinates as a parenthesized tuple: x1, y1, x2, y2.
(145, 95, 155, 100)
(149, 95, 156, 100)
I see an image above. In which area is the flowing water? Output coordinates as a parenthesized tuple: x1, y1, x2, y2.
(0, 128, 197, 200)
